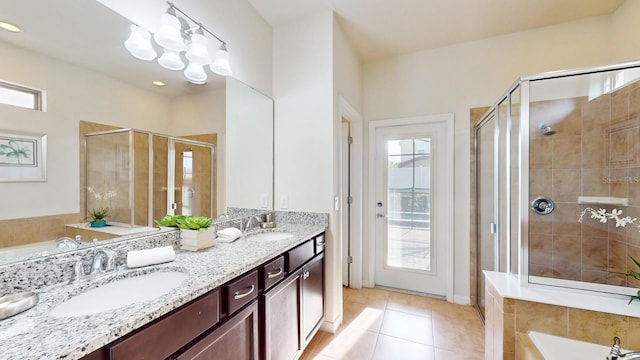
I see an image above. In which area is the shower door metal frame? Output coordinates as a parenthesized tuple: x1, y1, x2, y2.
(85, 128, 216, 227)
(478, 59, 640, 298)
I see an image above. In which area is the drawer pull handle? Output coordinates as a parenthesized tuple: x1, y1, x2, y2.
(233, 285, 255, 300)
(316, 241, 326, 246)
(267, 267, 284, 279)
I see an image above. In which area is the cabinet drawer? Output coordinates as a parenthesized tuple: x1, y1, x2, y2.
(225, 270, 258, 315)
(261, 255, 285, 291)
(287, 239, 314, 272)
(109, 290, 219, 359)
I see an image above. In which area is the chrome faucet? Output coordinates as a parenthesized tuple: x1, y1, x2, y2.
(243, 215, 263, 233)
(607, 337, 640, 359)
(71, 249, 117, 283)
(56, 236, 81, 250)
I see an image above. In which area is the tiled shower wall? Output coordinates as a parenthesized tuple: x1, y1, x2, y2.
(529, 80, 640, 288)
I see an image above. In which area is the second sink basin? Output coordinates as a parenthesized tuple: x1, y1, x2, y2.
(246, 232, 293, 242)
(49, 271, 188, 317)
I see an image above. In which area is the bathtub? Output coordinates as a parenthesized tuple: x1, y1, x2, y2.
(528, 331, 632, 360)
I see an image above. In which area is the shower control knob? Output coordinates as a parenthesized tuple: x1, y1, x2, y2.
(531, 197, 554, 215)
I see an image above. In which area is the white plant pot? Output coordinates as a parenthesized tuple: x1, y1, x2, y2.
(179, 228, 216, 251)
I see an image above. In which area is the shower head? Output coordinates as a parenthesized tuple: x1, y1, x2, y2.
(538, 124, 556, 136)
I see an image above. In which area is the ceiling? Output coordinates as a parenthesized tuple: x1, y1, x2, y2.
(0, 0, 626, 97)
(248, 0, 626, 62)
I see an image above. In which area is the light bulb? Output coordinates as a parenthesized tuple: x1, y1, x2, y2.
(185, 32, 211, 65)
(158, 49, 185, 70)
(209, 44, 232, 76)
(124, 25, 157, 61)
(184, 63, 207, 84)
(154, 12, 185, 52)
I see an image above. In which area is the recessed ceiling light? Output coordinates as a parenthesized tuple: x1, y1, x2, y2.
(152, 81, 165, 87)
(0, 21, 21, 33)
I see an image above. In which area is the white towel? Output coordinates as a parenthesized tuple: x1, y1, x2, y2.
(126, 246, 176, 268)
(216, 227, 243, 243)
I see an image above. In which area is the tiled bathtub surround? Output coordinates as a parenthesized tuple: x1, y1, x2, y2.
(484, 271, 640, 360)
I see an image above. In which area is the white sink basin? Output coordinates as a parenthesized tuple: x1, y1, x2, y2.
(246, 232, 293, 242)
(49, 271, 188, 317)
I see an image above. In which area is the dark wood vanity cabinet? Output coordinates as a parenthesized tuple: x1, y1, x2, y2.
(301, 252, 324, 345)
(175, 300, 259, 360)
(262, 236, 325, 360)
(80, 232, 324, 360)
(108, 290, 220, 360)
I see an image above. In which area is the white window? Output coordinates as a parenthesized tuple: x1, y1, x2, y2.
(0, 81, 43, 110)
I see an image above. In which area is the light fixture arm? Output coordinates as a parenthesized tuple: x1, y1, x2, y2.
(167, 1, 226, 46)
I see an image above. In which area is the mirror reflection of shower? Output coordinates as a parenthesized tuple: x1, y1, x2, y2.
(182, 151, 193, 216)
(538, 123, 556, 136)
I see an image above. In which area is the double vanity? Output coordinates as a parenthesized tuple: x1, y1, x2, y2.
(0, 214, 327, 360)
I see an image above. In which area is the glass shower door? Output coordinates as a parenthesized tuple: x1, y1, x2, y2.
(476, 111, 497, 318)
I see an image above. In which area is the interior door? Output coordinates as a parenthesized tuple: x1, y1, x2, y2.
(374, 122, 449, 296)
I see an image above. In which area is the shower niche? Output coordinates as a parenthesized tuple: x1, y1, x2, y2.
(84, 128, 215, 228)
(473, 60, 640, 319)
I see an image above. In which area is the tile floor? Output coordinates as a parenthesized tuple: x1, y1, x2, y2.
(300, 287, 485, 360)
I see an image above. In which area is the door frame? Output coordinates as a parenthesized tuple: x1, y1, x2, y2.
(367, 113, 454, 302)
(339, 96, 363, 289)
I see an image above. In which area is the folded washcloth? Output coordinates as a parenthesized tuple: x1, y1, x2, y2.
(126, 246, 176, 268)
(180, 238, 215, 252)
(216, 227, 242, 243)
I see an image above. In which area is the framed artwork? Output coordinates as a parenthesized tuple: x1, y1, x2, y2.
(0, 130, 47, 182)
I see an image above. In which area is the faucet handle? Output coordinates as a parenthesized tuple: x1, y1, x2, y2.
(608, 336, 622, 360)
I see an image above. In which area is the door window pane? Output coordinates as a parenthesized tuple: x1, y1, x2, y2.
(386, 138, 432, 272)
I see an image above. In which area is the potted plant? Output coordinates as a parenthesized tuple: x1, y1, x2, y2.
(156, 215, 215, 246)
(87, 178, 116, 228)
(89, 207, 109, 228)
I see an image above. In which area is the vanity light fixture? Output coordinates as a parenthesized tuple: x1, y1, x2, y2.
(0, 21, 21, 33)
(123, 1, 232, 84)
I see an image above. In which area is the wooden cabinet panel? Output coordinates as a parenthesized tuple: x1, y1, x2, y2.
(109, 290, 219, 360)
(262, 273, 302, 360)
(287, 240, 314, 273)
(176, 301, 259, 360)
(225, 270, 258, 316)
(314, 234, 325, 254)
(261, 255, 285, 291)
(302, 253, 325, 345)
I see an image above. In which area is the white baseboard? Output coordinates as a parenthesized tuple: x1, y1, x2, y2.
(453, 295, 471, 305)
(320, 315, 343, 334)
(361, 280, 373, 288)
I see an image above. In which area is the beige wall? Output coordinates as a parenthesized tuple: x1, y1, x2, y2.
(364, 4, 640, 303)
(0, 41, 173, 221)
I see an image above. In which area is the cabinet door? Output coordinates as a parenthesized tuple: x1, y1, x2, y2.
(262, 273, 302, 360)
(109, 290, 219, 360)
(176, 300, 259, 360)
(302, 253, 324, 345)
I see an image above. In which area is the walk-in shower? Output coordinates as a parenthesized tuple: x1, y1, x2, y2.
(84, 128, 215, 227)
(472, 60, 640, 320)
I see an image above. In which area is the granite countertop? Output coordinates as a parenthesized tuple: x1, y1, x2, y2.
(0, 223, 325, 360)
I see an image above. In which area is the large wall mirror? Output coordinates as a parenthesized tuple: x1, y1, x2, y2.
(0, 0, 273, 264)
